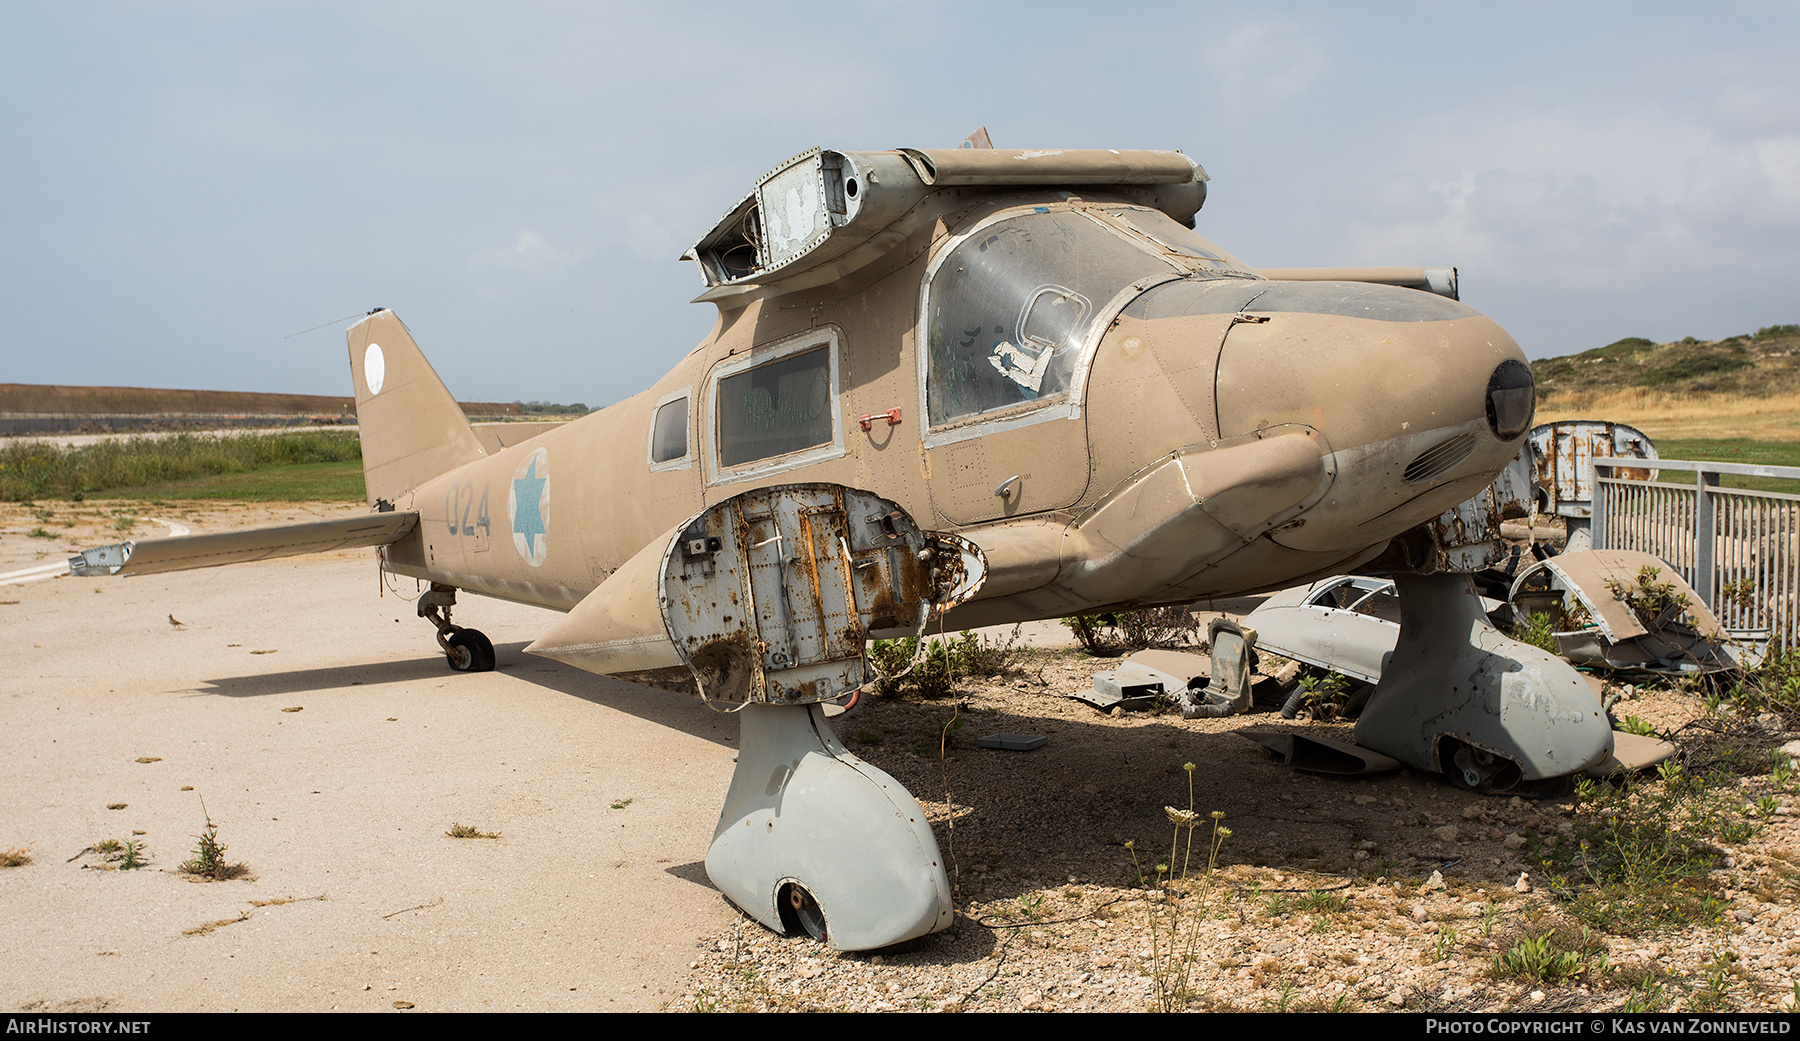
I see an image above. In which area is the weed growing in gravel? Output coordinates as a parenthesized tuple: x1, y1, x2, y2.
(1127, 762, 1230, 1013)
(1491, 926, 1605, 984)
(867, 626, 1022, 698)
(1684, 949, 1739, 1011)
(1619, 974, 1667, 1012)
(446, 823, 500, 839)
(1434, 925, 1459, 963)
(180, 804, 248, 880)
(1545, 759, 1759, 934)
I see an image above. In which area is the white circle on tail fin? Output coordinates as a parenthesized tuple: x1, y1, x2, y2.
(364, 344, 385, 396)
(508, 447, 551, 567)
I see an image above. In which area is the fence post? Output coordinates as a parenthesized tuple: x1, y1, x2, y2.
(1591, 462, 1608, 550)
(1694, 469, 1719, 609)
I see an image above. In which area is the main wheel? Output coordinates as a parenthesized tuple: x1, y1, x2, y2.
(445, 629, 495, 673)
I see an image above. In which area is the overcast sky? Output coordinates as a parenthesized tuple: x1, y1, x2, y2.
(3, 2, 1796, 404)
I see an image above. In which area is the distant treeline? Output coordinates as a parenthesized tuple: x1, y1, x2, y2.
(517, 400, 592, 416)
(1, 431, 362, 502)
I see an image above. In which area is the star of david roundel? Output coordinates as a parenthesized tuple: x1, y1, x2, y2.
(508, 447, 550, 567)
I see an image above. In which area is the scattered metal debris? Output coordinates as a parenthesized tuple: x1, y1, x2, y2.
(975, 733, 1047, 751)
(1239, 728, 1401, 776)
(1180, 619, 1257, 718)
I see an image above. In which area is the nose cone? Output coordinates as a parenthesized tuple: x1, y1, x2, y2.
(1213, 281, 1533, 553)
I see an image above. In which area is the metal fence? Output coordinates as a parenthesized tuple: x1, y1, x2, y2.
(1593, 458, 1800, 647)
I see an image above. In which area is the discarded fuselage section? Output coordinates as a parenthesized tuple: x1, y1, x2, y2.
(1510, 548, 1739, 676)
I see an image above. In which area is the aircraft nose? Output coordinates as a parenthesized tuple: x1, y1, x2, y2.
(1212, 281, 1533, 553)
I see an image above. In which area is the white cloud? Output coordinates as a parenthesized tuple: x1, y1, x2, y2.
(475, 230, 582, 276)
(1199, 20, 1329, 115)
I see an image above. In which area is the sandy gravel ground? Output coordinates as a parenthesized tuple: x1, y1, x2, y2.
(1, 500, 737, 1012)
(5, 501, 1798, 1013)
(667, 653, 1800, 1013)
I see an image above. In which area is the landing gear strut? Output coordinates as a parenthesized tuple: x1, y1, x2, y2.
(419, 583, 494, 672)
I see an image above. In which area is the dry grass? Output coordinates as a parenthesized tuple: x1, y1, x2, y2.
(446, 823, 500, 839)
(1536, 388, 1800, 442)
(182, 912, 251, 936)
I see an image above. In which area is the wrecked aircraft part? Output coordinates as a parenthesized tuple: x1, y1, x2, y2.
(1353, 573, 1613, 789)
(1079, 662, 1180, 712)
(1530, 421, 1659, 518)
(1508, 549, 1737, 676)
(1528, 421, 1658, 552)
(1183, 619, 1256, 718)
(706, 703, 952, 951)
(1242, 729, 1403, 776)
(528, 484, 984, 705)
(1414, 445, 1537, 574)
(1588, 730, 1679, 776)
(1245, 576, 1399, 687)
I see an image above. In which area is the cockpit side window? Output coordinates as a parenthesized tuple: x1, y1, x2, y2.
(649, 394, 689, 468)
(924, 210, 1175, 427)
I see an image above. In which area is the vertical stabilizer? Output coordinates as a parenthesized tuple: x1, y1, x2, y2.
(347, 310, 487, 506)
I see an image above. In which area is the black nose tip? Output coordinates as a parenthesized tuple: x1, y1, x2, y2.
(1485, 360, 1535, 440)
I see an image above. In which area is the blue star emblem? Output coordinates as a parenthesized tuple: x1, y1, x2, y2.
(512, 457, 547, 543)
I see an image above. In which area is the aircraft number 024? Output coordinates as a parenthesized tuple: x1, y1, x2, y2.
(445, 482, 491, 537)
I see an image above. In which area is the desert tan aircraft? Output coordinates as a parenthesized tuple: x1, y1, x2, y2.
(71, 141, 1604, 950)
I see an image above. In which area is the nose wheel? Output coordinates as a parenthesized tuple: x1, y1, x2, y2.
(706, 703, 953, 951)
(1444, 740, 1523, 793)
(445, 629, 495, 672)
(778, 882, 828, 941)
(419, 582, 495, 673)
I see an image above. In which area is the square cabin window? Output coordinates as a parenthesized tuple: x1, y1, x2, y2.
(716, 346, 834, 468)
(650, 396, 689, 465)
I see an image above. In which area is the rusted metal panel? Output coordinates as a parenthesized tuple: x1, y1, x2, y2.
(530, 483, 987, 707)
(1529, 420, 1658, 519)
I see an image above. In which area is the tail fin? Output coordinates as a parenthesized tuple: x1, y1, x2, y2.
(347, 309, 486, 506)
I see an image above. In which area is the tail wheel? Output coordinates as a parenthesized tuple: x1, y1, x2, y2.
(777, 882, 828, 941)
(445, 629, 496, 673)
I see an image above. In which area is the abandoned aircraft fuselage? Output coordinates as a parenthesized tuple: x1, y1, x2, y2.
(76, 145, 1550, 950)
(368, 147, 1534, 641)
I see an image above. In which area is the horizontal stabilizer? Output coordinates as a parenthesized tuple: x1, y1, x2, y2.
(69, 513, 418, 577)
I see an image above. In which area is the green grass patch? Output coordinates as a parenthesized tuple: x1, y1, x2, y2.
(1, 431, 364, 501)
(104, 460, 366, 501)
(1649, 439, 1800, 492)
